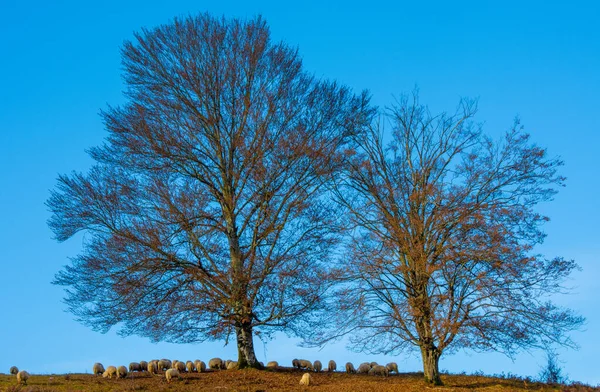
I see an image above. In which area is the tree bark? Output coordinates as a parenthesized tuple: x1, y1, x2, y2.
(420, 345, 442, 385)
(235, 321, 262, 369)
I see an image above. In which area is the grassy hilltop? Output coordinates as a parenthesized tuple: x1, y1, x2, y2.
(1, 368, 598, 392)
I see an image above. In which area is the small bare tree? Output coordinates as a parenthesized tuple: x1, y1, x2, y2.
(331, 92, 583, 384)
(47, 13, 372, 368)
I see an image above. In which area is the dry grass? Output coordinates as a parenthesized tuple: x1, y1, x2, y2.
(0, 368, 596, 392)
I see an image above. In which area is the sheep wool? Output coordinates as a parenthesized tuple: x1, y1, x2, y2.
(194, 360, 206, 373)
(9, 366, 18, 375)
(117, 365, 128, 378)
(227, 361, 238, 370)
(299, 372, 311, 386)
(16, 370, 30, 385)
(147, 361, 158, 375)
(103, 366, 117, 379)
(292, 359, 300, 369)
(357, 363, 371, 374)
(345, 362, 355, 373)
(266, 361, 278, 369)
(92, 362, 105, 375)
(165, 368, 179, 383)
(386, 362, 398, 374)
(297, 359, 313, 371)
(139, 361, 148, 371)
(129, 362, 142, 372)
(208, 358, 223, 370)
(158, 359, 171, 371)
(186, 361, 195, 373)
(369, 365, 389, 377)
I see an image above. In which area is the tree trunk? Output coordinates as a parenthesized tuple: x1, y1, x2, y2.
(235, 321, 263, 369)
(420, 345, 442, 385)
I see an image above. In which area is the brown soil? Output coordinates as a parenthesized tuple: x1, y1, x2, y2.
(0, 368, 595, 392)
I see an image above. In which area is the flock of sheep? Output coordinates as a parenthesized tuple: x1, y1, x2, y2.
(8, 358, 399, 385)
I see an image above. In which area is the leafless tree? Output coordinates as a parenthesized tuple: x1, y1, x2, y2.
(47, 13, 372, 369)
(330, 92, 583, 384)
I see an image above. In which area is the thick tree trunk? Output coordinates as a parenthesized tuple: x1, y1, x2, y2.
(235, 321, 263, 369)
(420, 345, 442, 385)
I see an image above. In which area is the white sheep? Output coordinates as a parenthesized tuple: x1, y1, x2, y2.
(9, 366, 18, 375)
(186, 361, 195, 373)
(328, 360, 336, 372)
(369, 365, 389, 377)
(194, 360, 206, 373)
(158, 359, 171, 371)
(357, 363, 371, 374)
(266, 361, 278, 369)
(92, 362, 105, 375)
(165, 368, 180, 383)
(227, 361, 238, 370)
(208, 358, 224, 370)
(129, 362, 142, 372)
(174, 361, 186, 373)
(299, 372, 311, 386)
(297, 359, 313, 371)
(102, 366, 117, 379)
(147, 360, 158, 375)
(117, 365, 128, 378)
(345, 362, 355, 373)
(313, 360, 322, 372)
(386, 362, 398, 374)
(16, 370, 30, 385)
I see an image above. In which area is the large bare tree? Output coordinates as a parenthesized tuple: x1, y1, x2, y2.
(47, 13, 372, 368)
(331, 93, 583, 384)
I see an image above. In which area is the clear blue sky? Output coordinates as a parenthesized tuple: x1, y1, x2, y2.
(1, 0, 599, 384)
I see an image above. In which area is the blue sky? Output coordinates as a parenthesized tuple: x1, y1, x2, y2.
(1, 0, 599, 385)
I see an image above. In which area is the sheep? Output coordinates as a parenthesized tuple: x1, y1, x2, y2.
(225, 359, 232, 368)
(102, 366, 117, 379)
(165, 368, 180, 383)
(117, 365, 128, 379)
(328, 360, 336, 372)
(129, 362, 142, 372)
(227, 361, 238, 370)
(16, 370, 30, 385)
(313, 360, 322, 372)
(369, 365, 389, 377)
(369, 362, 378, 368)
(185, 360, 194, 372)
(93, 362, 105, 375)
(357, 362, 371, 374)
(9, 366, 18, 375)
(194, 360, 206, 373)
(292, 358, 300, 369)
(158, 359, 171, 371)
(173, 361, 186, 373)
(147, 360, 158, 375)
(266, 361, 278, 369)
(345, 362, 355, 373)
(297, 359, 313, 371)
(139, 361, 148, 371)
(209, 357, 224, 370)
(385, 362, 398, 374)
(299, 372, 311, 386)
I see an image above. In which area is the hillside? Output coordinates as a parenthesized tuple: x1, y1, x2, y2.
(1, 368, 597, 392)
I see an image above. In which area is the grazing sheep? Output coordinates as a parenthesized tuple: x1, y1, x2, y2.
(165, 368, 180, 383)
(225, 359, 232, 368)
(292, 359, 300, 369)
(227, 361, 238, 370)
(369, 365, 389, 377)
(299, 372, 311, 386)
(185, 361, 195, 373)
(9, 366, 18, 375)
(328, 360, 336, 372)
(313, 360, 322, 372)
(129, 362, 142, 372)
(174, 361, 186, 373)
(266, 361, 278, 369)
(139, 361, 148, 371)
(147, 361, 158, 375)
(194, 360, 206, 373)
(117, 365, 128, 379)
(102, 366, 117, 379)
(345, 362, 355, 373)
(369, 362, 378, 368)
(385, 362, 398, 374)
(357, 363, 371, 374)
(297, 359, 313, 371)
(16, 370, 30, 385)
(92, 362, 105, 375)
(209, 358, 224, 370)
(158, 359, 171, 371)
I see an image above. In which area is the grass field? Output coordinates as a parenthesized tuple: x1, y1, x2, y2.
(1, 368, 597, 392)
